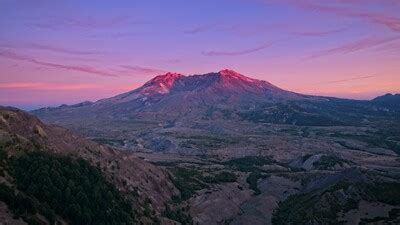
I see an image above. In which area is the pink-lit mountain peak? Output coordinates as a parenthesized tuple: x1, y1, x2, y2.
(152, 72, 183, 81)
(140, 72, 183, 95)
(152, 69, 249, 80)
(216, 69, 260, 84)
(103, 69, 296, 106)
(146, 72, 183, 86)
(138, 69, 282, 95)
(218, 69, 249, 79)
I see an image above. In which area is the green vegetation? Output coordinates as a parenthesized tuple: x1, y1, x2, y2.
(221, 109, 233, 119)
(224, 156, 275, 172)
(359, 208, 400, 224)
(0, 183, 40, 220)
(91, 137, 125, 147)
(246, 172, 268, 195)
(238, 103, 346, 126)
(272, 180, 400, 225)
(163, 205, 193, 225)
(150, 160, 207, 167)
(170, 168, 237, 201)
(312, 155, 351, 170)
(301, 154, 313, 162)
(204, 171, 237, 184)
(271, 185, 354, 225)
(151, 160, 181, 167)
(167, 168, 236, 223)
(0, 148, 8, 176)
(364, 182, 400, 205)
(170, 167, 209, 201)
(0, 151, 134, 225)
(332, 132, 400, 155)
(178, 135, 238, 150)
(328, 180, 351, 192)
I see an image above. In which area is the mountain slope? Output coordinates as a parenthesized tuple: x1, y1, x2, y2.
(31, 70, 400, 156)
(373, 93, 400, 109)
(33, 69, 304, 119)
(102, 69, 300, 105)
(0, 106, 178, 224)
(33, 69, 399, 123)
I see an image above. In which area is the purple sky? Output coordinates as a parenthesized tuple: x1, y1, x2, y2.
(1, 0, 400, 110)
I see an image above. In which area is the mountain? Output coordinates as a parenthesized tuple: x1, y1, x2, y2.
(32, 69, 400, 155)
(34, 69, 305, 120)
(101, 69, 302, 106)
(373, 93, 400, 102)
(373, 93, 400, 108)
(0, 106, 177, 224)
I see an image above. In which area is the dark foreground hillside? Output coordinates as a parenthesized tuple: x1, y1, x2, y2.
(0, 106, 178, 224)
(0, 150, 134, 224)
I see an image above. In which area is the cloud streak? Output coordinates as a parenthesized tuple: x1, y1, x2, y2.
(0, 42, 106, 55)
(202, 42, 273, 56)
(184, 24, 215, 34)
(88, 31, 151, 39)
(281, 0, 400, 33)
(0, 82, 137, 92)
(289, 28, 346, 37)
(309, 36, 400, 58)
(0, 82, 101, 90)
(0, 50, 117, 77)
(119, 65, 166, 75)
(313, 75, 379, 85)
(27, 16, 137, 30)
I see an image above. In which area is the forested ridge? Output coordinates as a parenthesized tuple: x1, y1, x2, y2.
(0, 149, 135, 224)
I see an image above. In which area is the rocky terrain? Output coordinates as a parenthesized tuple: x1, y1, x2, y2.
(0, 106, 178, 224)
(5, 69, 400, 224)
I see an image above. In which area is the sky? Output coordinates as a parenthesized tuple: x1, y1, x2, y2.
(1, 0, 400, 110)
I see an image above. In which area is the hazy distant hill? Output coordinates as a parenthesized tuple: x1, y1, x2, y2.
(373, 93, 400, 108)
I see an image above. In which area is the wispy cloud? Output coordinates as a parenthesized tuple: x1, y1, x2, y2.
(308, 36, 400, 58)
(0, 82, 100, 90)
(27, 16, 134, 30)
(0, 82, 136, 91)
(0, 42, 106, 55)
(289, 28, 346, 37)
(0, 50, 117, 77)
(280, 0, 400, 33)
(88, 31, 151, 39)
(8, 64, 19, 68)
(119, 65, 166, 74)
(161, 59, 181, 64)
(202, 42, 273, 56)
(374, 41, 400, 53)
(220, 22, 280, 37)
(313, 75, 379, 85)
(184, 24, 215, 34)
(332, 0, 400, 6)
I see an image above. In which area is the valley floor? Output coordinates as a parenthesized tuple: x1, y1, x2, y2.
(134, 152, 400, 225)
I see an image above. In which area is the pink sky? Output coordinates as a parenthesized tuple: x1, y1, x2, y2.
(0, 0, 399, 109)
